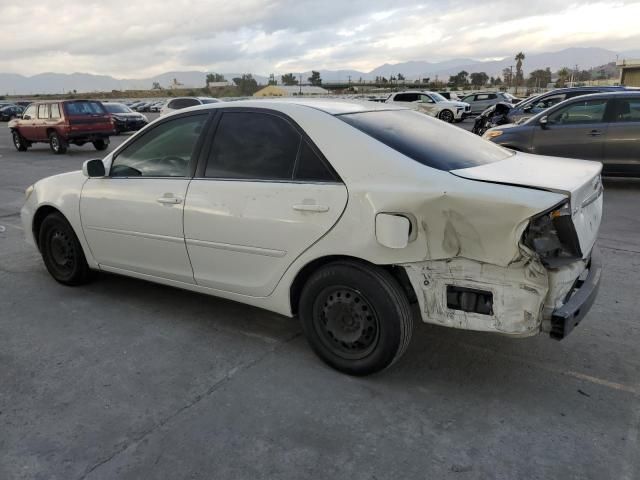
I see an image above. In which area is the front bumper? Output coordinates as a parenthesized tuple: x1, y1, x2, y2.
(549, 249, 602, 339)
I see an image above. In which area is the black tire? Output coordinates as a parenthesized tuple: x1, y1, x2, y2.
(12, 130, 28, 152)
(299, 260, 413, 376)
(438, 109, 455, 123)
(49, 132, 67, 154)
(38, 212, 91, 286)
(93, 139, 109, 151)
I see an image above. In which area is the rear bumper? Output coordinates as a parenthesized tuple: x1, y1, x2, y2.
(66, 130, 113, 141)
(549, 249, 602, 339)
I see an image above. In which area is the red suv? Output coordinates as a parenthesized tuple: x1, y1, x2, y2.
(9, 100, 115, 154)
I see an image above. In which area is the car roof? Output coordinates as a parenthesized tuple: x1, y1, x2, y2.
(561, 91, 640, 100)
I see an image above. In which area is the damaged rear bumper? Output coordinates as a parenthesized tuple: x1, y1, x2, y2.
(548, 249, 602, 340)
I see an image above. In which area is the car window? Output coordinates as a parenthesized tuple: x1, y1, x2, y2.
(613, 98, 640, 122)
(23, 105, 36, 119)
(534, 94, 566, 110)
(50, 104, 61, 119)
(462, 95, 475, 102)
(394, 93, 419, 102)
(110, 114, 207, 177)
(37, 104, 49, 119)
(339, 109, 513, 171)
(547, 99, 608, 125)
(64, 101, 106, 115)
(205, 112, 301, 180)
(476, 94, 490, 100)
(294, 141, 337, 182)
(419, 94, 435, 103)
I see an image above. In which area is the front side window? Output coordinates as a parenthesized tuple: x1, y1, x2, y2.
(419, 94, 435, 103)
(205, 112, 300, 180)
(547, 99, 608, 125)
(340, 109, 512, 171)
(37, 104, 49, 119)
(533, 94, 566, 110)
(110, 114, 207, 177)
(462, 95, 475, 103)
(23, 105, 36, 119)
(394, 93, 419, 102)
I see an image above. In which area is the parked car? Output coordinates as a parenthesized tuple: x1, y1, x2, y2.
(160, 97, 220, 116)
(21, 99, 602, 375)
(149, 101, 165, 112)
(0, 104, 24, 121)
(472, 102, 512, 136)
(460, 92, 520, 114)
(385, 91, 471, 123)
(484, 91, 640, 176)
(505, 86, 633, 124)
(103, 102, 149, 134)
(438, 92, 462, 101)
(9, 100, 114, 154)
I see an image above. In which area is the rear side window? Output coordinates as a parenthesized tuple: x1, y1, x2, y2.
(339, 109, 513, 171)
(64, 101, 106, 115)
(612, 98, 640, 122)
(50, 104, 61, 119)
(294, 141, 336, 182)
(205, 112, 300, 180)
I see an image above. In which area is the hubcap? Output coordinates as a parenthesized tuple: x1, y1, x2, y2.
(49, 229, 74, 274)
(314, 287, 379, 359)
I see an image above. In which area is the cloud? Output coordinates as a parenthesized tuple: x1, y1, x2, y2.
(0, 0, 639, 77)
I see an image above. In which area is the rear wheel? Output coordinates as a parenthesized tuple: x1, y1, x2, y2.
(438, 109, 454, 123)
(38, 212, 91, 285)
(49, 132, 67, 154)
(12, 130, 28, 151)
(299, 260, 414, 376)
(93, 139, 109, 151)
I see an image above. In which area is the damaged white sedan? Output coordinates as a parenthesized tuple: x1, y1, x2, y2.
(21, 99, 603, 376)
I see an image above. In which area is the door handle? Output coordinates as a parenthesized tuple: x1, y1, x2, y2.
(588, 130, 602, 137)
(292, 204, 329, 213)
(157, 195, 182, 205)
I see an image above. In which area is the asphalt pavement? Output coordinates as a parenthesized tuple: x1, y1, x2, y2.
(1, 114, 639, 480)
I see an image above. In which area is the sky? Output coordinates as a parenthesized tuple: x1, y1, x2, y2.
(1, 0, 639, 78)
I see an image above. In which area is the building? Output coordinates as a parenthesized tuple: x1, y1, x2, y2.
(617, 59, 640, 87)
(207, 81, 235, 89)
(253, 85, 329, 97)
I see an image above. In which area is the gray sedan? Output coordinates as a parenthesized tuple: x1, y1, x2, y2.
(483, 92, 640, 176)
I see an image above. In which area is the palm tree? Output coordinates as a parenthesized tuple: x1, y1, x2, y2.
(514, 52, 525, 94)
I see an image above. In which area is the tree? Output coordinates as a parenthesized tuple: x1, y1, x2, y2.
(577, 70, 592, 82)
(152, 81, 162, 90)
(494, 76, 503, 86)
(268, 74, 277, 86)
(514, 52, 525, 93)
(281, 73, 298, 86)
(397, 73, 405, 82)
(232, 74, 259, 95)
(448, 71, 469, 88)
(206, 73, 226, 84)
(527, 68, 551, 88)
(308, 71, 322, 86)
(469, 72, 489, 87)
(556, 67, 571, 87)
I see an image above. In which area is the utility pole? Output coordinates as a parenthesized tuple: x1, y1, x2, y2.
(299, 73, 302, 95)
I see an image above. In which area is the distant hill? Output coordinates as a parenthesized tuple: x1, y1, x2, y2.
(0, 47, 624, 95)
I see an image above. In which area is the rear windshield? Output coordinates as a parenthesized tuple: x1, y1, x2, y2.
(64, 101, 106, 115)
(338, 109, 513, 171)
(104, 103, 132, 114)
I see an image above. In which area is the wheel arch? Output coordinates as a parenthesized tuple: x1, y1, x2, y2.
(288, 255, 416, 315)
(32, 205, 64, 249)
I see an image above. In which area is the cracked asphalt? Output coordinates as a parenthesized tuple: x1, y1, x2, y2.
(1, 114, 639, 480)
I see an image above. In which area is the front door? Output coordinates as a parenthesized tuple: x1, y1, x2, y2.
(80, 112, 209, 283)
(532, 98, 611, 161)
(19, 104, 38, 141)
(604, 96, 640, 175)
(184, 110, 348, 297)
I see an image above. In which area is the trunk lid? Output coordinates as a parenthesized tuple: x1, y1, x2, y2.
(451, 152, 603, 257)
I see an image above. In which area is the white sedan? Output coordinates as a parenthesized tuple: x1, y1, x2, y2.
(21, 99, 603, 375)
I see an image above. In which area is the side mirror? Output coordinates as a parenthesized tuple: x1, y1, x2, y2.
(83, 159, 106, 178)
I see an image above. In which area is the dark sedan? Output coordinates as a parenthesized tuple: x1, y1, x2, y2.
(103, 102, 149, 134)
(0, 105, 24, 121)
(484, 92, 640, 176)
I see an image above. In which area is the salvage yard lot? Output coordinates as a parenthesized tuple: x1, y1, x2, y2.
(1, 114, 639, 479)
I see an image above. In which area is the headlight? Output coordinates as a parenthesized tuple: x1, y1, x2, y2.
(523, 200, 581, 267)
(484, 130, 503, 139)
(25, 185, 34, 201)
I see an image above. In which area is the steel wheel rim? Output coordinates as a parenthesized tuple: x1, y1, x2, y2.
(313, 286, 380, 360)
(48, 229, 75, 276)
(51, 136, 59, 151)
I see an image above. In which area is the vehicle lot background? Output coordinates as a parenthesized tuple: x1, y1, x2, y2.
(1, 114, 639, 480)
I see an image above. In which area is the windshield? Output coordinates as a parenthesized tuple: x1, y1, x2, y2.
(64, 101, 106, 115)
(429, 92, 447, 102)
(104, 103, 132, 114)
(339, 109, 513, 171)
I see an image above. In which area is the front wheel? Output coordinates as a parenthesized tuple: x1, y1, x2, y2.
(12, 130, 28, 151)
(299, 261, 414, 376)
(93, 139, 109, 151)
(438, 109, 454, 123)
(38, 212, 92, 285)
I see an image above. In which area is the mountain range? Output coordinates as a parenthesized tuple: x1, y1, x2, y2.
(2, 47, 638, 95)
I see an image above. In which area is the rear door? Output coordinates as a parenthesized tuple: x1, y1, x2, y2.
(604, 96, 640, 175)
(532, 98, 611, 160)
(63, 100, 113, 135)
(184, 109, 348, 296)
